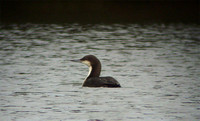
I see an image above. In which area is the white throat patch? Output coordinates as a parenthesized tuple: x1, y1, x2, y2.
(81, 60, 92, 84)
(81, 60, 91, 67)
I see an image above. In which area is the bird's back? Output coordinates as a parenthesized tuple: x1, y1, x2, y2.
(83, 76, 121, 87)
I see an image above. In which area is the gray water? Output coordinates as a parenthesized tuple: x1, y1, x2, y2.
(0, 23, 200, 121)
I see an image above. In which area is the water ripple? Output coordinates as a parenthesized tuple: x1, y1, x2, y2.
(0, 23, 200, 121)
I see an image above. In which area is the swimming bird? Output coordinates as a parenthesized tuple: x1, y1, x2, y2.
(71, 55, 121, 87)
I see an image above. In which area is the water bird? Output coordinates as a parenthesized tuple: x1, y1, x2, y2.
(71, 55, 121, 88)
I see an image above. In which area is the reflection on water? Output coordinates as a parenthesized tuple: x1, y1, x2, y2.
(0, 24, 200, 120)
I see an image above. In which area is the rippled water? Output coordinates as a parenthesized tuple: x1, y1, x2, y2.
(0, 23, 200, 121)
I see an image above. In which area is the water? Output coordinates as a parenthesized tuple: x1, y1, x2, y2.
(0, 23, 200, 121)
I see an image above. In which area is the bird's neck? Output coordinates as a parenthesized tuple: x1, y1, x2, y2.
(87, 63, 101, 78)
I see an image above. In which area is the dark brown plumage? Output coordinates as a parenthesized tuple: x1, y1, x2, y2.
(71, 55, 121, 88)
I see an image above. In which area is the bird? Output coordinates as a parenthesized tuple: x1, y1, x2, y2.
(71, 55, 121, 88)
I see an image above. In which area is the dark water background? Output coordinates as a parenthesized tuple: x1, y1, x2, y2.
(1, 0, 199, 24)
(0, 23, 200, 120)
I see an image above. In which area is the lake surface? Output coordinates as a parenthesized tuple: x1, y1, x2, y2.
(0, 23, 200, 121)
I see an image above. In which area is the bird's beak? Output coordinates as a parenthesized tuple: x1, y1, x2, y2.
(70, 59, 81, 63)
